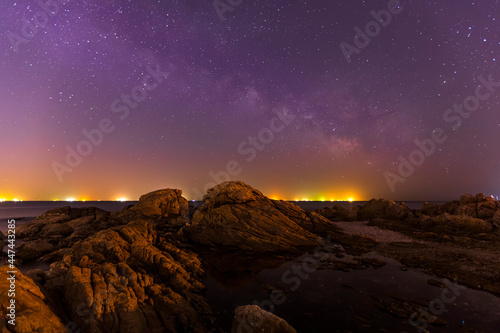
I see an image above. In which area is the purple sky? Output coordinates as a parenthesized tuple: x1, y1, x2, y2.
(0, 0, 499, 201)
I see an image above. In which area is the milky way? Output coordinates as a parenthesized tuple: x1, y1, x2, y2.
(0, 0, 499, 201)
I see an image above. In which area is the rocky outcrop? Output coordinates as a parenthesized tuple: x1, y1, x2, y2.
(423, 194, 499, 219)
(231, 305, 296, 333)
(357, 199, 411, 220)
(16, 207, 124, 263)
(182, 182, 337, 253)
(0, 266, 66, 332)
(36, 218, 219, 333)
(419, 194, 499, 232)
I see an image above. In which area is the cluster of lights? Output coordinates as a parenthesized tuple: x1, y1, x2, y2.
(53, 198, 129, 202)
(0, 197, 22, 202)
(294, 198, 355, 202)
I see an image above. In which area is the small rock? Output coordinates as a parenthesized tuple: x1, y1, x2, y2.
(231, 305, 296, 333)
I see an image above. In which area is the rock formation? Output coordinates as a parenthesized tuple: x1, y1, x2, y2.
(31, 218, 220, 333)
(182, 181, 336, 253)
(11, 181, 339, 332)
(16, 207, 124, 263)
(120, 189, 190, 231)
(356, 199, 411, 220)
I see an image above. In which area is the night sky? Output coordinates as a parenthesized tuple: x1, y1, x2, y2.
(0, 0, 499, 201)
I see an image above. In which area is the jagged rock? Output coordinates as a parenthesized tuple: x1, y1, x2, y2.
(40, 219, 219, 333)
(15, 207, 123, 263)
(182, 182, 336, 253)
(357, 199, 411, 220)
(0, 266, 66, 332)
(231, 305, 296, 333)
(18, 206, 112, 239)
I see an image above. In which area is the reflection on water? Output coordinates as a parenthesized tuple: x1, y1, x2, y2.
(203, 251, 500, 332)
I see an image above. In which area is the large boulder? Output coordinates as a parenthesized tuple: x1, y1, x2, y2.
(231, 305, 296, 333)
(0, 266, 66, 332)
(122, 189, 190, 229)
(130, 189, 188, 217)
(182, 181, 336, 253)
(358, 199, 411, 220)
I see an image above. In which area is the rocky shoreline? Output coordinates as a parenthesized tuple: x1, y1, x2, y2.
(1, 182, 499, 332)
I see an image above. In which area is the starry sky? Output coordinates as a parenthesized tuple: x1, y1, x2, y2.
(0, 0, 499, 201)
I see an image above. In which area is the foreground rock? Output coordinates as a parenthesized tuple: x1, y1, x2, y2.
(182, 182, 337, 253)
(33, 218, 220, 333)
(231, 305, 296, 333)
(0, 266, 66, 332)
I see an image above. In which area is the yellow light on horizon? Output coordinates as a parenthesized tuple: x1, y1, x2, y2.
(13, 198, 19, 202)
(66, 198, 75, 202)
(348, 198, 354, 202)
(116, 198, 127, 202)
